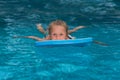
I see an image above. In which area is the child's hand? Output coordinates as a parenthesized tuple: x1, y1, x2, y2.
(36, 23, 46, 34)
(36, 23, 42, 30)
(73, 26, 85, 31)
(76, 26, 85, 29)
(13, 35, 18, 38)
(27, 36, 34, 38)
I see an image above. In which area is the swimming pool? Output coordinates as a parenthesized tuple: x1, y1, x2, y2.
(0, 22, 120, 80)
(0, 0, 120, 80)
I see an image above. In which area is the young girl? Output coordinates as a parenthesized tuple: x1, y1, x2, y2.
(37, 21, 85, 38)
(14, 20, 85, 41)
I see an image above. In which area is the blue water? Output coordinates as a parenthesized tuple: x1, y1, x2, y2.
(0, 0, 120, 80)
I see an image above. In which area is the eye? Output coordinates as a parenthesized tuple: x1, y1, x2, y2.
(60, 33, 63, 36)
(52, 33, 56, 36)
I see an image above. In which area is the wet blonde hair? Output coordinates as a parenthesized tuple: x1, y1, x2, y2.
(48, 20, 68, 35)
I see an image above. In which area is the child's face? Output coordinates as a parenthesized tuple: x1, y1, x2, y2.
(50, 25, 68, 40)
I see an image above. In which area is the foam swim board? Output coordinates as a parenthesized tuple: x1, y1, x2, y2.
(35, 37, 93, 47)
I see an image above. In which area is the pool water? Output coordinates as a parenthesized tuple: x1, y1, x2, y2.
(0, 0, 120, 80)
(0, 22, 120, 80)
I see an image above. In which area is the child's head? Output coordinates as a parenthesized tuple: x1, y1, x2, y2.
(48, 20, 68, 40)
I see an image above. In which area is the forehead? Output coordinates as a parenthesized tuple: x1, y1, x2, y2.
(51, 25, 66, 30)
(51, 26, 67, 35)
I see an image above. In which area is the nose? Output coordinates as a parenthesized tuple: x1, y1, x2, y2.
(55, 35, 60, 40)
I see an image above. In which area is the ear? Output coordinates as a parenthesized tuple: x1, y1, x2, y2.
(45, 35, 50, 40)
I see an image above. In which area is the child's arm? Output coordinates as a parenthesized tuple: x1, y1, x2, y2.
(26, 36, 44, 41)
(36, 24, 46, 35)
(13, 36, 44, 41)
(68, 26, 85, 34)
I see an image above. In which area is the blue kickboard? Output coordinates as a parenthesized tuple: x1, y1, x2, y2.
(35, 37, 93, 47)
